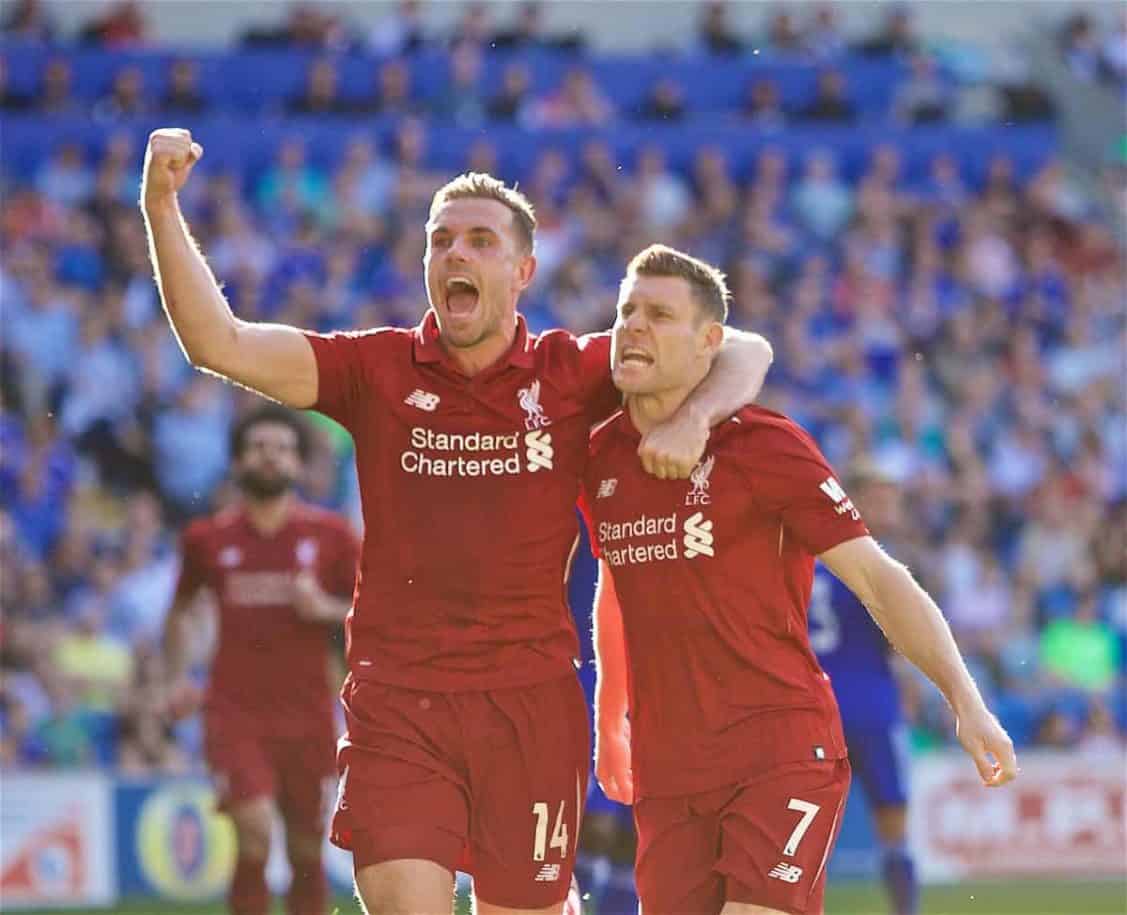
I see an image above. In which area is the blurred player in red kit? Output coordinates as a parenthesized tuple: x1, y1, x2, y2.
(141, 127, 773, 914)
(583, 246, 1019, 915)
(163, 405, 359, 915)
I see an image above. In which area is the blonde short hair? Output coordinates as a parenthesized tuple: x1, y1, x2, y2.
(429, 172, 537, 252)
(624, 244, 730, 323)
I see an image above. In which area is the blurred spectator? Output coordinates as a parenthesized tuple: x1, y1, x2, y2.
(94, 66, 149, 119)
(242, 3, 345, 49)
(1101, 11, 1127, 87)
(288, 58, 351, 115)
(742, 78, 786, 127)
(893, 54, 951, 124)
(355, 58, 418, 117)
(432, 41, 486, 126)
(78, 0, 147, 47)
(1041, 592, 1120, 693)
(631, 146, 692, 233)
(799, 69, 856, 122)
(151, 376, 232, 518)
(793, 151, 853, 240)
(368, 0, 426, 54)
(857, 3, 919, 57)
(487, 63, 532, 122)
(765, 8, 803, 54)
(637, 78, 686, 122)
(449, 2, 491, 49)
(493, 2, 584, 52)
(35, 57, 76, 114)
(53, 602, 134, 713)
(161, 59, 207, 114)
(1059, 12, 1103, 82)
(1, 0, 56, 42)
(255, 136, 330, 218)
(530, 67, 614, 127)
(34, 143, 94, 208)
(805, 4, 846, 60)
(698, 1, 744, 55)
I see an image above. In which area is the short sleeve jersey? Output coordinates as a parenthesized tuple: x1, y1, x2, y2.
(304, 311, 618, 691)
(581, 405, 869, 798)
(174, 502, 359, 737)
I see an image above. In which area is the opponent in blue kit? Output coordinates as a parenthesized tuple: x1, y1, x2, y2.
(808, 462, 919, 915)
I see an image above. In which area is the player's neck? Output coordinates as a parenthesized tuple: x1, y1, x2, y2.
(442, 317, 518, 377)
(627, 386, 695, 436)
(243, 491, 294, 536)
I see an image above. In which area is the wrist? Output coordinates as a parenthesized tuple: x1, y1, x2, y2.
(142, 192, 179, 218)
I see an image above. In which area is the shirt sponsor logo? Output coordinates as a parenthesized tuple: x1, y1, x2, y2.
(768, 862, 804, 883)
(525, 429, 553, 472)
(596, 478, 618, 499)
(535, 863, 561, 882)
(819, 477, 860, 521)
(404, 389, 440, 411)
(218, 546, 242, 568)
(682, 511, 714, 558)
(399, 426, 553, 477)
(519, 379, 551, 430)
(598, 512, 715, 566)
(225, 571, 294, 606)
(686, 454, 715, 506)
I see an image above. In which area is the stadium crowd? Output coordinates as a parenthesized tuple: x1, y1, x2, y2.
(0, 0, 1123, 816)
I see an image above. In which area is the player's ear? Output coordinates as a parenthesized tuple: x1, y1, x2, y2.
(515, 252, 537, 293)
(701, 320, 724, 356)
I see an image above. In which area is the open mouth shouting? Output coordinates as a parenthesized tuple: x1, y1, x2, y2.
(444, 275, 480, 320)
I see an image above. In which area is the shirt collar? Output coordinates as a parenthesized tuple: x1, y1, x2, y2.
(412, 310, 535, 370)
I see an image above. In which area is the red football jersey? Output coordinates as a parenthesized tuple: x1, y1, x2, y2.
(305, 311, 619, 691)
(174, 502, 360, 737)
(582, 405, 869, 798)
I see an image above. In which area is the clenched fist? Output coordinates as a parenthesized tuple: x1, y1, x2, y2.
(141, 128, 203, 207)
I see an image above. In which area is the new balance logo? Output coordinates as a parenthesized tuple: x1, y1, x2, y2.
(404, 389, 440, 411)
(819, 477, 860, 520)
(768, 862, 804, 883)
(682, 512, 714, 558)
(535, 863, 561, 882)
(525, 430, 553, 472)
(597, 479, 618, 499)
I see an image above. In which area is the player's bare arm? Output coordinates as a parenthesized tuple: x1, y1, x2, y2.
(292, 571, 352, 623)
(141, 128, 319, 408)
(819, 536, 1019, 787)
(638, 329, 773, 480)
(161, 591, 204, 719)
(592, 560, 634, 804)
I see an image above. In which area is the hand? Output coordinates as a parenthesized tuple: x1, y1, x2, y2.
(292, 571, 326, 622)
(638, 406, 709, 480)
(142, 128, 203, 206)
(595, 718, 634, 804)
(165, 676, 201, 721)
(955, 701, 1019, 787)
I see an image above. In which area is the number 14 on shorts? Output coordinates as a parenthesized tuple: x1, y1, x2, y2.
(531, 800, 569, 861)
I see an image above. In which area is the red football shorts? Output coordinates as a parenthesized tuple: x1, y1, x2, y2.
(332, 673, 590, 908)
(204, 717, 337, 836)
(633, 758, 851, 915)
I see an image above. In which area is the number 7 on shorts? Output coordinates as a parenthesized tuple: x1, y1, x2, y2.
(783, 798, 820, 856)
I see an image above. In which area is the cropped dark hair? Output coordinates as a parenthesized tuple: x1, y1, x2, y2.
(230, 404, 311, 462)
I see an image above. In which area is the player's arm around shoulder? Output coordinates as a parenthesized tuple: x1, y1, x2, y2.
(633, 329, 774, 481)
(140, 128, 319, 408)
(819, 537, 1019, 788)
